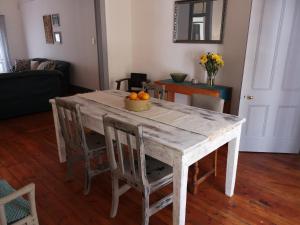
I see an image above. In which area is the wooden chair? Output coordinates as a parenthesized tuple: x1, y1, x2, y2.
(142, 82, 166, 100)
(0, 180, 39, 225)
(55, 98, 110, 195)
(103, 115, 173, 225)
(189, 94, 225, 195)
(116, 73, 150, 92)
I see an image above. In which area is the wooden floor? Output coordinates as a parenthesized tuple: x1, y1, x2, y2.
(0, 112, 300, 225)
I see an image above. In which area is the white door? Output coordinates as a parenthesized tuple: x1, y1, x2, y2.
(239, 0, 300, 153)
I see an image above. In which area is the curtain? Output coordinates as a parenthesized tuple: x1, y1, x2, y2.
(0, 15, 12, 72)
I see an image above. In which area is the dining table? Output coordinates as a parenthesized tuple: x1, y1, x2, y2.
(50, 90, 245, 225)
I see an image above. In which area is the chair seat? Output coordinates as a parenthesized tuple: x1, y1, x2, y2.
(122, 156, 173, 192)
(0, 180, 30, 225)
(146, 156, 172, 182)
(86, 131, 106, 151)
(146, 157, 173, 192)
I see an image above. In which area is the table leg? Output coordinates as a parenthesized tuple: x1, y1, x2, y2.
(225, 129, 241, 197)
(51, 102, 66, 163)
(173, 158, 189, 225)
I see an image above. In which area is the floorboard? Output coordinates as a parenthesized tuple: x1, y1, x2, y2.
(0, 112, 300, 225)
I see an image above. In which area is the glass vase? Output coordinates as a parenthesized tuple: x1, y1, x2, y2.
(207, 74, 216, 86)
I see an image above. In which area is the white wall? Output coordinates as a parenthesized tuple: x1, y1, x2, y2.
(0, 0, 28, 62)
(131, 0, 223, 84)
(105, 0, 132, 89)
(104, 0, 252, 113)
(20, 0, 100, 90)
(131, 0, 252, 114)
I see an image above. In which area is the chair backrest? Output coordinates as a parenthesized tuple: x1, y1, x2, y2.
(129, 73, 148, 89)
(191, 94, 224, 112)
(0, 181, 37, 225)
(55, 98, 87, 151)
(142, 82, 166, 100)
(103, 115, 148, 189)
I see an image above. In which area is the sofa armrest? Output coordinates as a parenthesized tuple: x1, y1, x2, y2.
(0, 70, 63, 80)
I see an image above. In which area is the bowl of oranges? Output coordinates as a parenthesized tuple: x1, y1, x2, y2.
(125, 91, 151, 112)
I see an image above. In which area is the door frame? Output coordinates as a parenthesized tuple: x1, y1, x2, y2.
(94, 0, 109, 90)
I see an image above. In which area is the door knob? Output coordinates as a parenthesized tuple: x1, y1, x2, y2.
(246, 95, 254, 100)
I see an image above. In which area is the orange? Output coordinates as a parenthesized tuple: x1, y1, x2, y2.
(137, 91, 145, 99)
(141, 93, 150, 100)
(129, 92, 138, 100)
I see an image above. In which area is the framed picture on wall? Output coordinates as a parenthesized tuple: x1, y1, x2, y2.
(52, 14, 60, 27)
(43, 15, 54, 44)
(54, 32, 62, 44)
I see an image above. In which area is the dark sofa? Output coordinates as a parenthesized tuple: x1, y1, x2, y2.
(32, 58, 70, 94)
(0, 59, 70, 119)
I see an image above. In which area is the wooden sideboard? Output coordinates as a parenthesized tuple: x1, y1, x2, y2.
(155, 79, 232, 113)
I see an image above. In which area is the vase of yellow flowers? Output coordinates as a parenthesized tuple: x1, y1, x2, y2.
(200, 52, 224, 86)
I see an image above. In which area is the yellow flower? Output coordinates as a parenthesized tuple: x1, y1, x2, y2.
(217, 58, 224, 66)
(200, 55, 208, 65)
(212, 53, 221, 61)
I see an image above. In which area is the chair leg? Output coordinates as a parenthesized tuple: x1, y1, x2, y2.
(66, 155, 73, 181)
(191, 162, 200, 195)
(188, 150, 218, 195)
(110, 176, 119, 218)
(142, 190, 150, 225)
(84, 160, 92, 195)
(214, 150, 218, 177)
(98, 152, 104, 165)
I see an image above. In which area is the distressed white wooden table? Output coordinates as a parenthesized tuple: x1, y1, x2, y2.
(50, 90, 245, 225)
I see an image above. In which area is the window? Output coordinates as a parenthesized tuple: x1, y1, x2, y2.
(0, 15, 11, 73)
(0, 41, 6, 72)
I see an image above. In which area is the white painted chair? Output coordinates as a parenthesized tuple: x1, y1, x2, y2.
(191, 94, 224, 113)
(0, 180, 39, 225)
(103, 115, 173, 225)
(189, 94, 225, 194)
(55, 98, 110, 195)
(142, 82, 166, 100)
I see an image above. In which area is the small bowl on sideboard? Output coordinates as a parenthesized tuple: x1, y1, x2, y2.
(170, 73, 187, 83)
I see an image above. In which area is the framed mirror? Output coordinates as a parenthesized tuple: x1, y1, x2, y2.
(173, 0, 227, 43)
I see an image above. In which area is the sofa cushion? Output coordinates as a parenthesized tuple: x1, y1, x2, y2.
(15, 59, 30, 72)
(53, 60, 70, 74)
(31, 58, 70, 75)
(37, 61, 56, 70)
(30, 60, 40, 70)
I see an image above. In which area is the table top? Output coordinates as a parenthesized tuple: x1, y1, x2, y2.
(157, 79, 232, 100)
(60, 90, 245, 154)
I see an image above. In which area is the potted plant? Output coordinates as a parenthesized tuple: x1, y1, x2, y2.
(200, 52, 224, 86)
